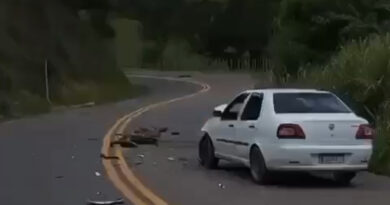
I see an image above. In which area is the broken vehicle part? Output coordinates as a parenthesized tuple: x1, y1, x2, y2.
(86, 198, 124, 205)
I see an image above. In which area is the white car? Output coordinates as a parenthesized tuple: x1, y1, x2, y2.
(199, 89, 374, 185)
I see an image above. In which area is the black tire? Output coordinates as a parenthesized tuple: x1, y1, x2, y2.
(198, 135, 219, 169)
(333, 172, 356, 186)
(250, 146, 272, 185)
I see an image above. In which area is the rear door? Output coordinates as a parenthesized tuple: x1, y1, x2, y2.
(235, 93, 264, 160)
(214, 93, 249, 157)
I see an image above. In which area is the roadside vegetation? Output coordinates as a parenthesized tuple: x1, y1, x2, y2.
(1, 0, 389, 175)
(110, 0, 390, 175)
(276, 34, 390, 175)
(266, 0, 390, 175)
(0, 0, 132, 119)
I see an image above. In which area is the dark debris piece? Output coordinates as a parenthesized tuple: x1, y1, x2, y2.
(110, 140, 138, 148)
(177, 74, 192, 78)
(100, 153, 119, 160)
(171, 131, 180, 136)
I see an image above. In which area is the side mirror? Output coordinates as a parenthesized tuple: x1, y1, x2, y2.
(213, 104, 227, 117)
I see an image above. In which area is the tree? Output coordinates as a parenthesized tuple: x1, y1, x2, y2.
(268, 0, 390, 75)
(206, 0, 277, 58)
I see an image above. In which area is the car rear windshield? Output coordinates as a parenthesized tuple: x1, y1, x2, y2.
(273, 93, 351, 114)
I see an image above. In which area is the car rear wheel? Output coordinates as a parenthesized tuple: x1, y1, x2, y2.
(199, 135, 219, 169)
(250, 146, 272, 184)
(333, 172, 356, 185)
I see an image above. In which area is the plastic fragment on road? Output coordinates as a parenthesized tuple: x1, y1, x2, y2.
(86, 198, 124, 205)
(95, 171, 101, 177)
(136, 154, 145, 158)
(218, 183, 226, 189)
(167, 157, 175, 161)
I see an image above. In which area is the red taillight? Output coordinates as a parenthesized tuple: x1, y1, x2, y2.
(356, 124, 375, 139)
(277, 124, 306, 139)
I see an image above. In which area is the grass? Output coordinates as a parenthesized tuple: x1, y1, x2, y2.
(266, 33, 390, 176)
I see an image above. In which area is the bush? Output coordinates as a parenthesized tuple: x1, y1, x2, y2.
(269, 0, 390, 75)
(277, 33, 390, 175)
(11, 91, 50, 116)
(370, 104, 390, 175)
(300, 34, 390, 117)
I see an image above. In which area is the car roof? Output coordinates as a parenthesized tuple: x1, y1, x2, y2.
(246, 88, 330, 94)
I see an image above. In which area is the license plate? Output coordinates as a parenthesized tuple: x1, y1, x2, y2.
(319, 154, 345, 164)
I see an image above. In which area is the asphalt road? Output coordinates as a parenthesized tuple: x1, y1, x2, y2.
(0, 73, 199, 205)
(124, 73, 390, 205)
(1, 72, 389, 205)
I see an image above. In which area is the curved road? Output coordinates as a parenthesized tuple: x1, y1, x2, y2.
(123, 73, 390, 205)
(0, 72, 200, 205)
(1, 71, 389, 205)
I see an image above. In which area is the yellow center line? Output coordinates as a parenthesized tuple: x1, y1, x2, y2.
(102, 75, 211, 205)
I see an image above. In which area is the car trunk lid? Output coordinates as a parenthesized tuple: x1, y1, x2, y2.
(277, 113, 367, 144)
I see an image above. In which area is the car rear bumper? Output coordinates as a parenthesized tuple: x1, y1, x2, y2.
(263, 144, 372, 171)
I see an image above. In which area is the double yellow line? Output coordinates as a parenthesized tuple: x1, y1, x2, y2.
(101, 75, 210, 205)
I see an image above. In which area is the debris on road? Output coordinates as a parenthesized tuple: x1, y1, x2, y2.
(96, 192, 102, 196)
(158, 127, 168, 133)
(95, 171, 101, 177)
(110, 137, 138, 148)
(218, 183, 226, 189)
(167, 157, 175, 161)
(171, 131, 180, 136)
(136, 154, 145, 158)
(100, 153, 119, 160)
(55, 176, 64, 179)
(115, 126, 169, 147)
(134, 159, 143, 165)
(86, 198, 124, 205)
(111, 126, 170, 148)
(177, 74, 192, 78)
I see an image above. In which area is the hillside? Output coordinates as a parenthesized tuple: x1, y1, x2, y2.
(0, 0, 131, 117)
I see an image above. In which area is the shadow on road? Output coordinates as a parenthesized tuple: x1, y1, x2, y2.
(217, 163, 354, 189)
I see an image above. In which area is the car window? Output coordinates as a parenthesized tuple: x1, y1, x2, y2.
(241, 93, 263, 121)
(273, 93, 351, 114)
(221, 93, 249, 120)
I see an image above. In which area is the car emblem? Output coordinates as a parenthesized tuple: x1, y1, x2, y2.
(329, 124, 335, 131)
